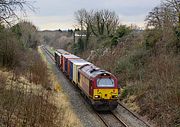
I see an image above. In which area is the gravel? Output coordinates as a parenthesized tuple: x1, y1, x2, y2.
(99, 113, 126, 127)
(113, 105, 152, 127)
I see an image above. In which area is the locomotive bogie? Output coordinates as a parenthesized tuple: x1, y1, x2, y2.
(91, 100, 118, 111)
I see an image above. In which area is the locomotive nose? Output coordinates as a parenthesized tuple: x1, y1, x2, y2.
(94, 89, 118, 100)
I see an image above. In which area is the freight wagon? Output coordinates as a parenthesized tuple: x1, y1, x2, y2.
(69, 59, 90, 84)
(62, 54, 80, 74)
(54, 49, 69, 69)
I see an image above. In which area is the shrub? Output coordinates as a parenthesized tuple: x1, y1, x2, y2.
(0, 71, 7, 90)
(73, 38, 85, 54)
(135, 55, 180, 127)
(111, 36, 118, 47)
(26, 50, 49, 87)
(120, 88, 128, 99)
(115, 48, 148, 82)
(116, 25, 132, 38)
(111, 25, 132, 46)
(0, 82, 60, 127)
(144, 29, 162, 50)
(0, 29, 22, 68)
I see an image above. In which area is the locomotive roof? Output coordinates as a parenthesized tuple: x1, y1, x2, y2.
(79, 64, 112, 78)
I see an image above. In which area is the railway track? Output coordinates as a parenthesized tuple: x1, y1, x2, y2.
(117, 102, 151, 127)
(96, 111, 128, 127)
(41, 46, 54, 61)
(42, 46, 152, 127)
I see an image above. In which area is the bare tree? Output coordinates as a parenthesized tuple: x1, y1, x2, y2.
(0, 0, 35, 24)
(75, 9, 119, 38)
(145, 0, 180, 29)
(145, 6, 163, 28)
(18, 21, 38, 49)
(90, 9, 119, 37)
(164, 0, 180, 27)
(75, 9, 92, 48)
(145, 0, 180, 52)
(74, 9, 85, 37)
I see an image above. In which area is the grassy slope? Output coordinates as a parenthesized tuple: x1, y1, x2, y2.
(78, 33, 180, 127)
(0, 48, 82, 127)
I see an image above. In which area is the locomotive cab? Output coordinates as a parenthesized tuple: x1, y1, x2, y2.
(93, 76, 118, 100)
(92, 73, 119, 111)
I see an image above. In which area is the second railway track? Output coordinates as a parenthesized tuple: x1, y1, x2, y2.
(42, 46, 55, 61)
(96, 111, 128, 127)
(117, 102, 151, 127)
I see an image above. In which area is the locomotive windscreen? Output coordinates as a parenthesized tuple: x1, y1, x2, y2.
(97, 78, 115, 87)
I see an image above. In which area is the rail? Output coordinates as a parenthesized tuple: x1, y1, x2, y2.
(41, 46, 54, 61)
(96, 111, 128, 127)
(118, 102, 151, 127)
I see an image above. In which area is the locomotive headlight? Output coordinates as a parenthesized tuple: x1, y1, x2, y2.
(94, 95, 100, 98)
(112, 95, 118, 98)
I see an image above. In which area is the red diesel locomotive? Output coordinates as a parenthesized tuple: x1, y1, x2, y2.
(78, 64, 118, 110)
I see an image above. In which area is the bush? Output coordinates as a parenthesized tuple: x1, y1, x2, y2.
(111, 25, 132, 46)
(115, 48, 148, 82)
(129, 48, 148, 67)
(73, 38, 85, 54)
(120, 88, 128, 99)
(116, 25, 132, 38)
(111, 36, 118, 47)
(116, 56, 134, 74)
(0, 22, 38, 69)
(0, 81, 60, 127)
(25, 50, 49, 87)
(144, 29, 162, 50)
(0, 29, 22, 68)
(0, 71, 7, 90)
(141, 55, 179, 126)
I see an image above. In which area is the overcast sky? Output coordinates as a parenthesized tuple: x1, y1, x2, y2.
(22, 0, 161, 30)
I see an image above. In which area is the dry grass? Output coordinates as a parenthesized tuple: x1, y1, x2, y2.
(46, 61, 82, 126)
(38, 46, 83, 127)
(0, 70, 57, 127)
(0, 69, 82, 127)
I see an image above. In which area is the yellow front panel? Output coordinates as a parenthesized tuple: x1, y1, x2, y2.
(93, 89, 118, 100)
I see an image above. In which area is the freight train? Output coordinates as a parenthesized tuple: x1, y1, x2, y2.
(54, 49, 119, 111)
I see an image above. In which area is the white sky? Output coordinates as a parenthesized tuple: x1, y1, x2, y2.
(21, 0, 161, 30)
